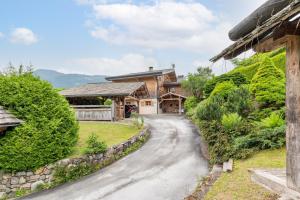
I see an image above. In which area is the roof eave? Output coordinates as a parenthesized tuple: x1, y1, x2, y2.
(210, 0, 300, 62)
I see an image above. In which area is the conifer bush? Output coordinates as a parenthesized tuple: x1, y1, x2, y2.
(0, 69, 78, 171)
(250, 57, 285, 107)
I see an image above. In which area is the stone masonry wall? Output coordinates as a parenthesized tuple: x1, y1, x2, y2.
(0, 128, 150, 198)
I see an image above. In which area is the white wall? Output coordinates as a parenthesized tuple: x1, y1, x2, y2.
(139, 99, 158, 115)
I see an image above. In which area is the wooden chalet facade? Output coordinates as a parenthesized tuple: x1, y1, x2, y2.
(0, 106, 22, 134)
(60, 82, 149, 121)
(211, 0, 300, 195)
(106, 67, 187, 115)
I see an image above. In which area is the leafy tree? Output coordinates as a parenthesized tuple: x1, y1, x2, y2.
(182, 67, 213, 100)
(250, 57, 285, 107)
(0, 66, 78, 171)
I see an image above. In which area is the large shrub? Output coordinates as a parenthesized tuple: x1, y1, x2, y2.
(196, 96, 224, 121)
(250, 57, 285, 107)
(210, 80, 237, 99)
(184, 96, 199, 112)
(204, 72, 247, 96)
(224, 85, 253, 117)
(233, 125, 286, 151)
(0, 71, 78, 171)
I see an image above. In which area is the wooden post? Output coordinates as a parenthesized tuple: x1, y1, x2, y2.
(286, 35, 300, 192)
(178, 98, 182, 115)
(111, 99, 115, 121)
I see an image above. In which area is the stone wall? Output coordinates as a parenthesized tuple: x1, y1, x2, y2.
(0, 128, 150, 199)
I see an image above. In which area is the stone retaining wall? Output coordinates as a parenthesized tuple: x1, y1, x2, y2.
(0, 127, 150, 199)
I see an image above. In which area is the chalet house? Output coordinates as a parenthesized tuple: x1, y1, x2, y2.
(106, 66, 187, 115)
(60, 66, 186, 121)
(0, 106, 22, 134)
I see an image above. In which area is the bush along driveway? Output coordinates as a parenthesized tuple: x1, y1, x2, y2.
(20, 115, 209, 200)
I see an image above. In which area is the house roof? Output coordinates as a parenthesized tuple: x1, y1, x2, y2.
(210, 0, 300, 62)
(106, 68, 176, 81)
(0, 106, 23, 128)
(160, 92, 186, 99)
(60, 82, 149, 98)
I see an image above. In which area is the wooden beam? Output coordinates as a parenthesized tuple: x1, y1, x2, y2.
(254, 35, 288, 53)
(254, 21, 300, 53)
(286, 35, 300, 192)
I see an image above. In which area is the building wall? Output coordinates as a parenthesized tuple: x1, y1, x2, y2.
(139, 99, 158, 115)
(113, 77, 158, 98)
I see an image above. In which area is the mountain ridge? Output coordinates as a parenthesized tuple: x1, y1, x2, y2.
(33, 69, 107, 88)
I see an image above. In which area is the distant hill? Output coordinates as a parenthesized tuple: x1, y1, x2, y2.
(34, 69, 107, 88)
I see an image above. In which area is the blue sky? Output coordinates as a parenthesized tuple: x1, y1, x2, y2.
(0, 0, 265, 76)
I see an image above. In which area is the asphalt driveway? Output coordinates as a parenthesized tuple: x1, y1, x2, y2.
(23, 115, 209, 200)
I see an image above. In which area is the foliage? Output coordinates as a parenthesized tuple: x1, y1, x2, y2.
(131, 112, 144, 129)
(224, 85, 253, 117)
(233, 125, 286, 151)
(199, 121, 232, 164)
(221, 113, 242, 131)
(210, 80, 237, 99)
(231, 53, 264, 67)
(250, 57, 285, 107)
(53, 164, 96, 185)
(104, 99, 112, 106)
(0, 67, 78, 171)
(84, 133, 107, 155)
(204, 72, 247, 96)
(184, 96, 199, 113)
(258, 112, 285, 129)
(15, 188, 30, 197)
(196, 96, 224, 121)
(182, 67, 213, 99)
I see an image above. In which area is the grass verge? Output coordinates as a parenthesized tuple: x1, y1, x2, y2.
(72, 121, 141, 157)
(204, 148, 286, 200)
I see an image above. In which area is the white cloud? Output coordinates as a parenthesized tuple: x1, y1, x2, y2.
(87, 1, 233, 54)
(64, 54, 157, 75)
(0, 32, 4, 38)
(10, 28, 38, 45)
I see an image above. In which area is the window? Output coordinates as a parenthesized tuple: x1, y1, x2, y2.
(145, 101, 152, 106)
(168, 87, 176, 93)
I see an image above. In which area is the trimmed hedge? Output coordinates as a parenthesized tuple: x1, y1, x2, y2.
(0, 72, 78, 171)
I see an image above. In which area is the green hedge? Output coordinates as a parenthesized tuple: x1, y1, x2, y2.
(0, 72, 78, 171)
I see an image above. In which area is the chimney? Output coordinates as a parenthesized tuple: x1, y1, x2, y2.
(171, 64, 176, 69)
(149, 66, 154, 71)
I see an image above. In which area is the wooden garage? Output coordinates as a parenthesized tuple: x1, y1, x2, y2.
(60, 82, 149, 121)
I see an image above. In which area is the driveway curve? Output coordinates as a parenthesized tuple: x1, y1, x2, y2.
(23, 115, 209, 200)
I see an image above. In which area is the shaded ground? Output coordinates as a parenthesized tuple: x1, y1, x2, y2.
(23, 115, 209, 200)
(204, 148, 285, 200)
(72, 122, 140, 157)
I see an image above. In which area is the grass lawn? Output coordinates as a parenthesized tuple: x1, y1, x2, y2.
(205, 148, 286, 200)
(71, 122, 141, 157)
